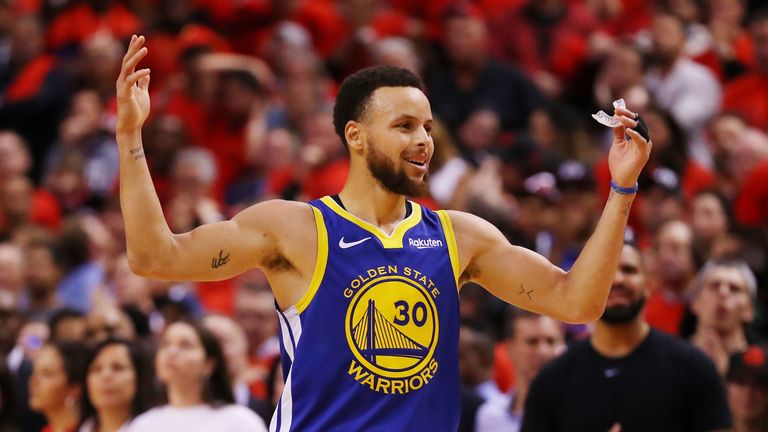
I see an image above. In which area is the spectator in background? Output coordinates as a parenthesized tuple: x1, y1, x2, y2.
(476, 310, 565, 431)
(491, 0, 598, 98)
(726, 346, 768, 432)
(522, 242, 732, 431)
(690, 189, 739, 261)
(126, 321, 266, 432)
(166, 147, 224, 233)
(0, 242, 24, 295)
(644, 219, 697, 335)
(459, 325, 504, 404)
(29, 341, 87, 432)
(0, 290, 22, 357)
(428, 4, 543, 135)
(707, 111, 749, 197)
(593, 43, 650, 114)
(369, 37, 423, 77)
(645, 12, 722, 167)
(45, 89, 119, 198)
(723, 11, 768, 130)
(49, 308, 87, 344)
(690, 257, 758, 374)
(0, 131, 61, 234)
(55, 220, 105, 312)
(202, 314, 271, 424)
(0, 359, 18, 431)
(84, 306, 136, 346)
(79, 339, 156, 432)
(0, 15, 72, 181)
(24, 238, 62, 318)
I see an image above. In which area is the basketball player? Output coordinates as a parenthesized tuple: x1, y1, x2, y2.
(116, 35, 651, 431)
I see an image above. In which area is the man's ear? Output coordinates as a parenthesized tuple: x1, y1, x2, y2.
(345, 121, 364, 152)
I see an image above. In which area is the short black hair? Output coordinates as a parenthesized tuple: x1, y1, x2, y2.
(332, 65, 425, 149)
(48, 308, 85, 342)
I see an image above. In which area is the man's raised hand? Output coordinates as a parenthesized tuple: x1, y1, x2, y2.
(116, 35, 151, 134)
(607, 106, 653, 189)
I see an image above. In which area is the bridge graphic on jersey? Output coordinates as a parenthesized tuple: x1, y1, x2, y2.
(352, 299, 428, 364)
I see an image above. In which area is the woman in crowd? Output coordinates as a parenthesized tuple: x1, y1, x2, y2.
(29, 341, 88, 432)
(126, 320, 266, 432)
(79, 339, 156, 432)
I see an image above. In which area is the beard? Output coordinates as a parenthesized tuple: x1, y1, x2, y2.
(366, 140, 429, 197)
(600, 291, 646, 325)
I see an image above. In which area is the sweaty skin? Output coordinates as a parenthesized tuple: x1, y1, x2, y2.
(116, 35, 651, 323)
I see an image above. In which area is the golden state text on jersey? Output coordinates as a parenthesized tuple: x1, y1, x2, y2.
(269, 196, 460, 432)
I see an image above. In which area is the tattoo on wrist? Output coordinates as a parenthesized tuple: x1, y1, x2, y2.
(518, 283, 534, 301)
(212, 250, 231, 269)
(622, 202, 632, 216)
(129, 147, 145, 161)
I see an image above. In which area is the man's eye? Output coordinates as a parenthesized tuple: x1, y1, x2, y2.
(399, 123, 411, 129)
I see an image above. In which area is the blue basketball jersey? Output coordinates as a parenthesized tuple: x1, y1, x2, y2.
(269, 196, 461, 432)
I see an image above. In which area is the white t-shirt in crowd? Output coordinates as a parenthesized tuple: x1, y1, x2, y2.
(125, 404, 267, 432)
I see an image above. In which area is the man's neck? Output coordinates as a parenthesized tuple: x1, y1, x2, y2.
(339, 164, 409, 234)
(694, 325, 748, 353)
(509, 381, 530, 415)
(591, 318, 650, 358)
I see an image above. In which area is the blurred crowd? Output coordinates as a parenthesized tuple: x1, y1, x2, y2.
(1, 0, 768, 430)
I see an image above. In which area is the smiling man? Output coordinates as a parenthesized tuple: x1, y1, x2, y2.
(522, 242, 732, 432)
(117, 35, 650, 431)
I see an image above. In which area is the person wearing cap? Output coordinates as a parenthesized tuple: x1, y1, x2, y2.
(522, 242, 732, 431)
(726, 346, 768, 432)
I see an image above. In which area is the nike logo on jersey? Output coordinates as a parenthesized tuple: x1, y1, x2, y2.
(604, 368, 620, 378)
(339, 237, 372, 249)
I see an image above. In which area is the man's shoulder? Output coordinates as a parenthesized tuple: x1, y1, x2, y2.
(645, 329, 719, 370)
(536, 338, 591, 379)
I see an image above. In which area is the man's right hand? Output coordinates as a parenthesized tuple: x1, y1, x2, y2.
(116, 35, 151, 134)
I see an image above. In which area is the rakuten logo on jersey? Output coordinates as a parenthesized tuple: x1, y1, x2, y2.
(408, 238, 443, 249)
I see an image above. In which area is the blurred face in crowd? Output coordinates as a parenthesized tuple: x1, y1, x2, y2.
(0, 243, 24, 292)
(507, 316, 564, 384)
(87, 344, 136, 413)
(0, 132, 31, 180)
(728, 378, 768, 425)
(85, 307, 135, 345)
(458, 326, 493, 385)
(651, 14, 685, 65)
(29, 345, 80, 413)
(458, 109, 500, 152)
(691, 192, 728, 243)
(60, 90, 103, 147)
(10, 16, 44, 66)
(203, 315, 248, 379)
(156, 322, 213, 387)
(751, 18, 768, 73)
(54, 316, 87, 343)
(236, 289, 278, 352)
(1, 176, 33, 222)
(444, 15, 487, 68)
(25, 244, 61, 298)
(601, 245, 647, 324)
(693, 266, 753, 333)
(601, 44, 644, 92)
(708, 0, 744, 26)
(654, 220, 695, 291)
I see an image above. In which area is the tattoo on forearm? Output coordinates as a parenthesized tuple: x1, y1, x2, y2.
(129, 147, 145, 161)
(622, 202, 632, 216)
(518, 284, 534, 301)
(211, 250, 231, 269)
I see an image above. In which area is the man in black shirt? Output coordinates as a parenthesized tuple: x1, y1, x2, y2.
(522, 242, 732, 432)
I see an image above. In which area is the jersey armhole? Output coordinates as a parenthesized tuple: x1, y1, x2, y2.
(294, 205, 329, 314)
(436, 210, 461, 289)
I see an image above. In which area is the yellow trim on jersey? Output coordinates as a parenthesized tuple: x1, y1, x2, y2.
(295, 206, 329, 314)
(319, 196, 422, 249)
(437, 210, 460, 286)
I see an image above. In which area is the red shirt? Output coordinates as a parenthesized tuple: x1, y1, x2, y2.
(46, 3, 141, 49)
(723, 72, 768, 130)
(735, 161, 768, 227)
(644, 290, 686, 336)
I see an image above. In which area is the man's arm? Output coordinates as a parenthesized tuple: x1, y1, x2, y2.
(451, 109, 650, 323)
(115, 36, 312, 304)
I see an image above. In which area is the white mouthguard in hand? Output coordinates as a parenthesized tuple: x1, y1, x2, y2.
(591, 99, 626, 128)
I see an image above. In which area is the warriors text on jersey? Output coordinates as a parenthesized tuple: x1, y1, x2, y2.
(269, 196, 461, 431)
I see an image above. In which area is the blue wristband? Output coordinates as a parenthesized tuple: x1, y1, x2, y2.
(610, 180, 639, 194)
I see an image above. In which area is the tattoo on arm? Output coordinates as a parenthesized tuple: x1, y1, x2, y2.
(518, 283, 534, 301)
(622, 202, 632, 216)
(211, 250, 231, 269)
(129, 147, 145, 161)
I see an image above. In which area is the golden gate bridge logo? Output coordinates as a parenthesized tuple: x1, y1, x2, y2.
(345, 275, 439, 379)
(352, 299, 428, 368)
